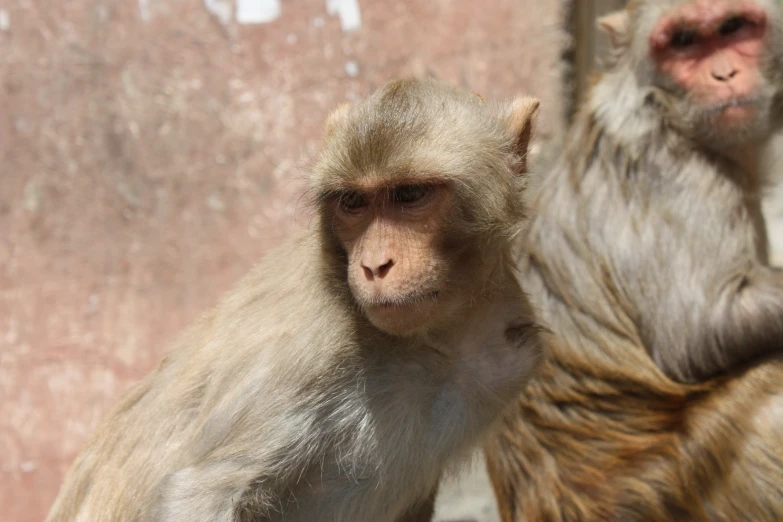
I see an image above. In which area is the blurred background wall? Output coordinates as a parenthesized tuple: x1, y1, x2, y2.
(0, 1, 570, 520)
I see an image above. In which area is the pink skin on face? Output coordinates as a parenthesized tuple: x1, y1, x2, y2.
(649, 1, 768, 125)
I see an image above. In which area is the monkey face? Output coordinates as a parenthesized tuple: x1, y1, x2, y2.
(646, 0, 780, 144)
(330, 183, 458, 336)
(312, 77, 539, 337)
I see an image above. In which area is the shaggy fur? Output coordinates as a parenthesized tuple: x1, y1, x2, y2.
(485, 2, 783, 520)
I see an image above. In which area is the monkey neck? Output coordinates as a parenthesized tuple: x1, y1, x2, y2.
(723, 144, 764, 185)
(587, 69, 659, 157)
(427, 246, 521, 346)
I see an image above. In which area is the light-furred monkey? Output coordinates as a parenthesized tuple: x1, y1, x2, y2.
(46, 77, 545, 522)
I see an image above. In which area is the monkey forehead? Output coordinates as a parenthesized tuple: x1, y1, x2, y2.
(312, 76, 516, 195)
(646, 0, 768, 49)
(314, 122, 510, 192)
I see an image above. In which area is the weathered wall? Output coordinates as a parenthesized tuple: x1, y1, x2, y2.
(0, 1, 566, 521)
(565, 0, 625, 119)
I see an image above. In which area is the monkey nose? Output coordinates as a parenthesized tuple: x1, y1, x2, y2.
(361, 258, 394, 280)
(711, 68, 738, 82)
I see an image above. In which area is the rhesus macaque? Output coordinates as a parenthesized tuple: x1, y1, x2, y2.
(484, 1, 783, 521)
(45, 77, 545, 522)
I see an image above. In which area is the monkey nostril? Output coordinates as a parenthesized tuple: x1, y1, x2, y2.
(712, 70, 738, 82)
(361, 259, 394, 280)
(376, 259, 394, 278)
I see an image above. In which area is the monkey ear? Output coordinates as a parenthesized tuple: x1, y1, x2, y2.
(597, 10, 630, 49)
(506, 96, 540, 174)
(323, 103, 353, 139)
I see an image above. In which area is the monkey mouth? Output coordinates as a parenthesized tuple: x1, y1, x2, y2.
(711, 97, 759, 111)
(700, 96, 768, 134)
(365, 291, 440, 309)
(361, 290, 441, 336)
(703, 96, 761, 117)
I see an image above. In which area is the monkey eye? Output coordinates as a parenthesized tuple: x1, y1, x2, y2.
(392, 184, 431, 205)
(719, 16, 747, 36)
(670, 29, 697, 48)
(337, 191, 369, 213)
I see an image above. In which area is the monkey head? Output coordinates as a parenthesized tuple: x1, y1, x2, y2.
(601, 0, 783, 147)
(313, 78, 538, 337)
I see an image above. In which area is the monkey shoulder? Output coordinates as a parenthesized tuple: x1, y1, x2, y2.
(201, 233, 354, 360)
(135, 232, 358, 444)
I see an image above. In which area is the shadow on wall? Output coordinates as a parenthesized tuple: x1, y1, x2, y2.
(0, 1, 566, 521)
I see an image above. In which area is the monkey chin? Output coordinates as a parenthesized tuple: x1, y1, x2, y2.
(716, 103, 760, 128)
(695, 97, 771, 146)
(362, 292, 440, 337)
(701, 93, 771, 140)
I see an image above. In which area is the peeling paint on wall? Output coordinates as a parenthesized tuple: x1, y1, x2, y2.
(0, 9, 9, 31)
(326, 0, 361, 32)
(236, 0, 281, 24)
(344, 60, 359, 77)
(137, 0, 151, 21)
(203, 0, 232, 25)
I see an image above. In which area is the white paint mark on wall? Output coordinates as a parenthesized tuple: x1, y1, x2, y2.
(95, 5, 109, 23)
(203, 0, 232, 25)
(24, 181, 40, 212)
(0, 9, 10, 31)
(326, 0, 361, 32)
(137, 0, 151, 21)
(236, 0, 281, 24)
(344, 60, 359, 77)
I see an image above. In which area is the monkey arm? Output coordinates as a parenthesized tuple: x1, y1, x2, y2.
(707, 266, 783, 376)
(151, 393, 339, 522)
(152, 461, 271, 522)
(649, 265, 783, 384)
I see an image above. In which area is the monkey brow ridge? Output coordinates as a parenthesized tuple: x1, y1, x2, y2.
(649, 3, 767, 49)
